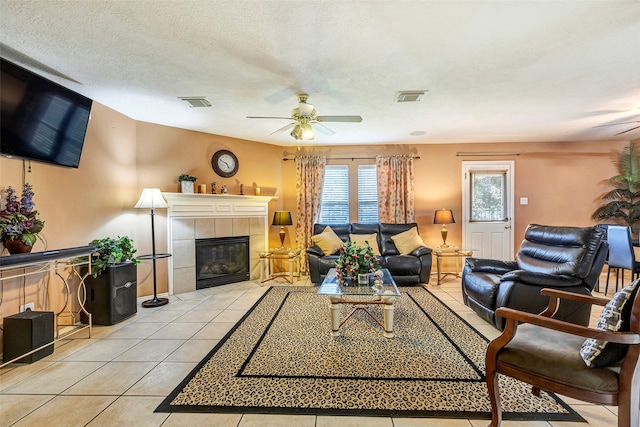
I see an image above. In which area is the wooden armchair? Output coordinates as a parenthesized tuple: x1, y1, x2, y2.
(485, 288, 640, 427)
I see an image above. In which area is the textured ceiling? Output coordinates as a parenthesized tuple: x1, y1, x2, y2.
(1, 0, 639, 146)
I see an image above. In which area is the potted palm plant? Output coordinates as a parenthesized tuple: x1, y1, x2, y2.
(592, 142, 640, 236)
(82, 236, 139, 325)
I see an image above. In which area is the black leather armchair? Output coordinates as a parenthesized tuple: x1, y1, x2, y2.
(306, 223, 432, 285)
(461, 224, 608, 330)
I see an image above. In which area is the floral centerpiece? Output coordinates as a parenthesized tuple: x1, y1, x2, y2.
(1, 183, 45, 252)
(334, 240, 381, 284)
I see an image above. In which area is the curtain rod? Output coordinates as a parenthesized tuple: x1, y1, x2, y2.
(456, 152, 521, 157)
(282, 155, 420, 161)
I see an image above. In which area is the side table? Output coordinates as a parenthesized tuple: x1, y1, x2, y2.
(259, 248, 302, 285)
(432, 247, 475, 285)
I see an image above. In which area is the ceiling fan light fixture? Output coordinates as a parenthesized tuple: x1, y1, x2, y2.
(302, 123, 314, 140)
(299, 102, 315, 117)
(290, 124, 303, 141)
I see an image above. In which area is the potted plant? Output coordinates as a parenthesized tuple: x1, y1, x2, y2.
(592, 142, 640, 235)
(0, 183, 45, 254)
(83, 236, 139, 325)
(178, 174, 197, 193)
(334, 241, 381, 285)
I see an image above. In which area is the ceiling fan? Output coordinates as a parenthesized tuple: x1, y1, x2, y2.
(593, 120, 640, 136)
(247, 94, 362, 141)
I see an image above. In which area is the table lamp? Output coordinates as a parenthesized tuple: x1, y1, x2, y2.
(272, 211, 293, 248)
(135, 188, 170, 308)
(434, 208, 455, 248)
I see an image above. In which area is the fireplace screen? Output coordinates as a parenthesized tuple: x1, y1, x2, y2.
(195, 236, 249, 289)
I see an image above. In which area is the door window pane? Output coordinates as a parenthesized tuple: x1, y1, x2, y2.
(470, 171, 506, 221)
(358, 164, 378, 223)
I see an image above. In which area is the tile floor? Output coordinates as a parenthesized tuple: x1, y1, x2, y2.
(0, 273, 619, 427)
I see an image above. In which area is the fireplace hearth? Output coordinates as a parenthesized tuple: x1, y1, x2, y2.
(196, 236, 249, 289)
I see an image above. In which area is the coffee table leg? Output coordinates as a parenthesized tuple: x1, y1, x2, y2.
(381, 295, 396, 338)
(329, 296, 341, 336)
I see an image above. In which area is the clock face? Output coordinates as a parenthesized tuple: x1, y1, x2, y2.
(211, 150, 239, 177)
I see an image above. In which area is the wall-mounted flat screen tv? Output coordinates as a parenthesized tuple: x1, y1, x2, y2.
(1, 57, 93, 168)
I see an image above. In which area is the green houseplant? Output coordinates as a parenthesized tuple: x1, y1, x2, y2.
(178, 174, 197, 193)
(89, 236, 139, 278)
(334, 241, 381, 285)
(83, 236, 139, 325)
(591, 142, 640, 234)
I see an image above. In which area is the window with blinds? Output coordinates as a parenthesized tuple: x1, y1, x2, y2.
(358, 164, 378, 223)
(318, 165, 349, 224)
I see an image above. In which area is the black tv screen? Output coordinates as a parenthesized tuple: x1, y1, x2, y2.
(1, 58, 93, 168)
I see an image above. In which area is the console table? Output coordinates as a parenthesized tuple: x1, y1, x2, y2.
(0, 245, 95, 367)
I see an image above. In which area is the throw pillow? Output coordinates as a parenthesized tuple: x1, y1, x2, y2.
(390, 227, 426, 255)
(580, 279, 639, 368)
(349, 233, 381, 256)
(311, 226, 344, 256)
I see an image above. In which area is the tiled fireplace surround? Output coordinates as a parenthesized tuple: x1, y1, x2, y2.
(162, 193, 275, 295)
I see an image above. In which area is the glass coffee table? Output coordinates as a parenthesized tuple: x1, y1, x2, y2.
(317, 268, 401, 338)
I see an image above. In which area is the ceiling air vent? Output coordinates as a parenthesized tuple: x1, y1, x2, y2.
(179, 97, 212, 108)
(395, 91, 427, 103)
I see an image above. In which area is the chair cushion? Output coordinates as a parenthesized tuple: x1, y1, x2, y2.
(390, 227, 425, 255)
(311, 226, 344, 256)
(499, 324, 620, 394)
(580, 279, 640, 368)
(463, 272, 501, 309)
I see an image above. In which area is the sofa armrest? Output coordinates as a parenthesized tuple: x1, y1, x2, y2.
(306, 245, 325, 257)
(465, 258, 518, 274)
(501, 270, 582, 287)
(411, 246, 432, 257)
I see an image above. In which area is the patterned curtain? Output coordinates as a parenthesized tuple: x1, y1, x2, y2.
(295, 156, 326, 271)
(376, 155, 415, 223)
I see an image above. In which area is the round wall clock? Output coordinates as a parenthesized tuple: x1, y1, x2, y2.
(211, 149, 239, 178)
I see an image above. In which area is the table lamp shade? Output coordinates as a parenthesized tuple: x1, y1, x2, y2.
(135, 188, 168, 209)
(272, 211, 293, 226)
(272, 211, 293, 248)
(434, 209, 455, 247)
(433, 209, 455, 224)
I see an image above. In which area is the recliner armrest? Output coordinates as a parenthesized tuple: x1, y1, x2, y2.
(306, 246, 324, 257)
(465, 258, 517, 274)
(501, 270, 582, 287)
(411, 246, 432, 257)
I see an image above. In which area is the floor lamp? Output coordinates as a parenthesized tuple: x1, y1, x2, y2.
(135, 188, 171, 308)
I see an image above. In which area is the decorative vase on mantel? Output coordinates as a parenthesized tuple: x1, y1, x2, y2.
(3, 238, 33, 254)
(180, 181, 194, 194)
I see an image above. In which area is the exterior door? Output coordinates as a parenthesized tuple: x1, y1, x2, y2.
(462, 161, 514, 260)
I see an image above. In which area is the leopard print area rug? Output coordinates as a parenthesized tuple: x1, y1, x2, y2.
(156, 286, 584, 421)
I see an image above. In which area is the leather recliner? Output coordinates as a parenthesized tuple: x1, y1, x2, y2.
(461, 224, 608, 330)
(306, 223, 432, 285)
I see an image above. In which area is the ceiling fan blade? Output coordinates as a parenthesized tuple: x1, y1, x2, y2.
(593, 120, 640, 128)
(270, 123, 295, 136)
(614, 125, 640, 136)
(312, 122, 335, 135)
(247, 116, 292, 120)
(316, 115, 363, 123)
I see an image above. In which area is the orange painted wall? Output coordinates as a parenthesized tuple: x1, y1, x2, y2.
(0, 101, 636, 326)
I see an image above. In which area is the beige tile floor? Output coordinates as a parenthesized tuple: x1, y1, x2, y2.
(0, 273, 619, 427)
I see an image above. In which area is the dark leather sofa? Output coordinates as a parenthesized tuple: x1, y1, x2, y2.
(461, 224, 608, 330)
(306, 223, 432, 285)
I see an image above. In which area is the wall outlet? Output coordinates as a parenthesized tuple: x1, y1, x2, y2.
(19, 302, 35, 312)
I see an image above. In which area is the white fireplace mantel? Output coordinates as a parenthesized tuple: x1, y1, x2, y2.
(162, 193, 277, 294)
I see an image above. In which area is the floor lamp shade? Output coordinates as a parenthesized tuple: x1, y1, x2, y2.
(434, 209, 455, 248)
(135, 188, 170, 308)
(272, 211, 293, 248)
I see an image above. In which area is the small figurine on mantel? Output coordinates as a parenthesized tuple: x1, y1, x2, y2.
(240, 184, 244, 195)
(221, 185, 228, 194)
(211, 182, 217, 194)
